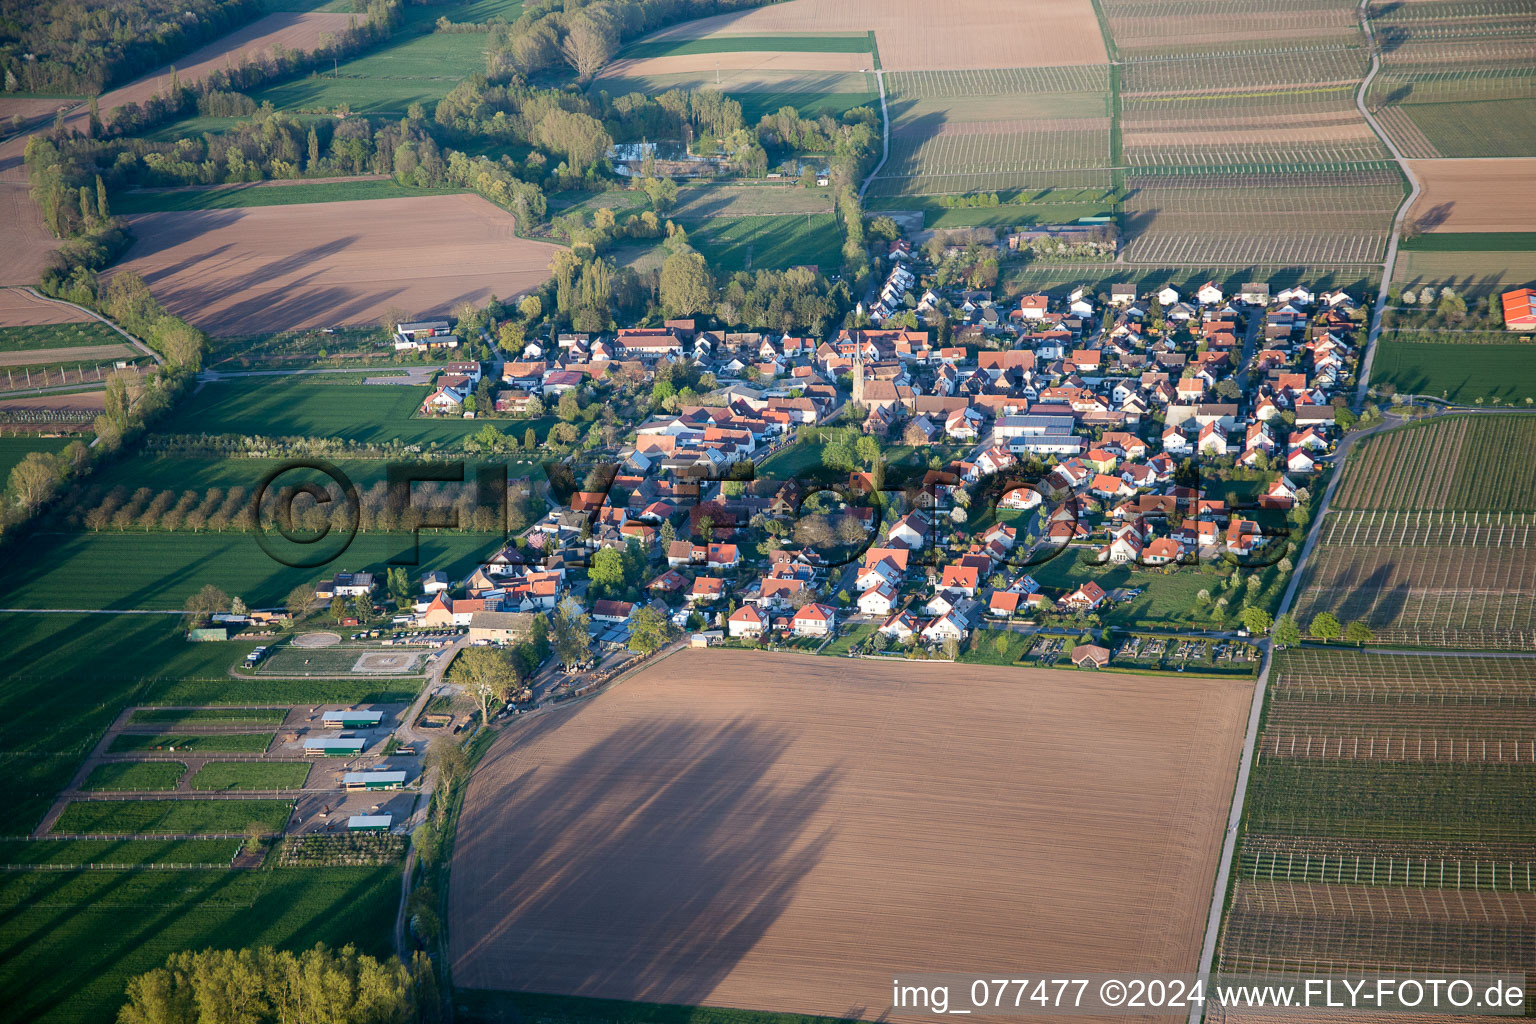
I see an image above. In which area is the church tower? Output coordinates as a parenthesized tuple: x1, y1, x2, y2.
(851, 350, 865, 406)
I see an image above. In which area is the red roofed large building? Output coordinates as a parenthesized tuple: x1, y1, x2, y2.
(1502, 289, 1536, 331)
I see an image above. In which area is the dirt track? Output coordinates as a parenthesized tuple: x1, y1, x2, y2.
(115, 194, 563, 336)
(1406, 159, 1536, 232)
(450, 650, 1250, 1022)
(648, 0, 1107, 72)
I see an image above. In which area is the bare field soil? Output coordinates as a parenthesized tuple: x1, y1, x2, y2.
(450, 649, 1250, 1022)
(77, 13, 358, 130)
(0, 289, 95, 326)
(116, 194, 563, 336)
(647, 0, 1107, 71)
(0, 97, 76, 124)
(1407, 159, 1536, 232)
(0, 344, 134, 366)
(0, 184, 60, 286)
(0, 391, 105, 412)
(599, 51, 871, 81)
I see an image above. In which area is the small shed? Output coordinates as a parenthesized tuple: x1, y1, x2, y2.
(1071, 644, 1112, 669)
(347, 814, 392, 832)
(343, 771, 407, 791)
(304, 737, 367, 757)
(322, 710, 384, 729)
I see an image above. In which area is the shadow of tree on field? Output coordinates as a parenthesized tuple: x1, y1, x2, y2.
(450, 713, 840, 1007)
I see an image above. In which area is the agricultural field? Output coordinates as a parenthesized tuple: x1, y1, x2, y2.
(1406, 159, 1536, 233)
(0, 435, 73, 484)
(109, 731, 276, 753)
(1292, 510, 1536, 649)
(642, 0, 1108, 72)
(251, 30, 496, 114)
(115, 193, 563, 336)
(0, 289, 96, 327)
(189, 761, 312, 791)
(1334, 416, 1536, 512)
(0, 837, 241, 867)
(451, 649, 1251, 1016)
(0, 866, 399, 1024)
(52, 798, 294, 835)
(63, 12, 360, 134)
(1393, 246, 1536, 294)
(0, 529, 510, 610)
(110, 177, 464, 215)
(1219, 647, 1536, 975)
(80, 761, 187, 792)
(1369, 339, 1536, 405)
(673, 213, 842, 273)
(1119, 175, 1403, 265)
(1101, 0, 1363, 56)
(868, 66, 1112, 198)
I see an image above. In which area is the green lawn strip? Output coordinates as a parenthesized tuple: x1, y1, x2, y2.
(112, 179, 466, 214)
(819, 623, 875, 657)
(619, 34, 873, 60)
(1369, 339, 1536, 405)
(129, 708, 288, 726)
(958, 628, 1033, 666)
(0, 323, 124, 352)
(1400, 231, 1536, 252)
(674, 213, 843, 273)
(152, 373, 553, 447)
(0, 530, 511, 611)
(0, 838, 240, 867)
(189, 762, 310, 792)
(109, 732, 275, 753)
(0, 866, 398, 1024)
(0, 437, 74, 483)
(1246, 762, 1536, 841)
(52, 799, 293, 835)
(79, 761, 186, 792)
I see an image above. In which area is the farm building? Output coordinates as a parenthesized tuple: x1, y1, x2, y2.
(347, 814, 393, 832)
(322, 710, 383, 729)
(468, 611, 534, 643)
(1501, 289, 1536, 331)
(343, 771, 407, 791)
(304, 737, 367, 757)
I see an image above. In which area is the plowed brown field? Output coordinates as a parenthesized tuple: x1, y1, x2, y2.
(648, 0, 1106, 72)
(1407, 159, 1536, 232)
(115, 194, 563, 336)
(78, 12, 357, 129)
(0, 288, 94, 326)
(450, 650, 1250, 1022)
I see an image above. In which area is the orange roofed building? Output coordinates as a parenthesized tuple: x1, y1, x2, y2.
(1502, 289, 1536, 331)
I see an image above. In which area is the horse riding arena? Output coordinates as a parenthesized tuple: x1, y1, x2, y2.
(450, 649, 1250, 1019)
(114, 194, 562, 336)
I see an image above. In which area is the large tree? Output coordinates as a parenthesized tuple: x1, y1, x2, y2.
(659, 250, 715, 318)
(450, 646, 522, 724)
(1273, 613, 1301, 647)
(627, 605, 673, 656)
(552, 596, 592, 669)
(1308, 612, 1341, 644)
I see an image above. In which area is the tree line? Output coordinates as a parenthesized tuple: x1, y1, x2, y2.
(118, 943, 439, 1024)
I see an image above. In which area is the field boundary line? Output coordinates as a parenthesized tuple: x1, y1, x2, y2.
(858, 69, 890, 202)
(1353, 0, 1423, 406)
(0, 608, 185, 614)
